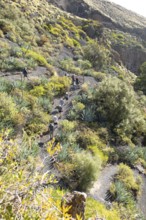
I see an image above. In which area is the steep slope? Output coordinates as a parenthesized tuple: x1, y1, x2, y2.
(0, 0, 146, 74)
(47, 0, 146, 73)
(48, 0, 146, 33)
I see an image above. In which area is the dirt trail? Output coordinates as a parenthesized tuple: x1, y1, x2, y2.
(39, 75, 98, 144)
(89, 164, 118, 202)
(134, 170, 146, 218)
(138, 174, 146, 217)
(0, 66, 49, 81)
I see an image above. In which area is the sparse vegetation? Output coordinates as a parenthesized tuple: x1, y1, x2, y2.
(0, 0, 146, 219)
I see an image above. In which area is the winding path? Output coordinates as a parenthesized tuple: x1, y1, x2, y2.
(2, 68, 146, 218)
(89, 164, 118, 202)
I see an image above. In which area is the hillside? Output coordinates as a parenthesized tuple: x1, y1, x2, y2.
(47, 0, 146, 73)
(48, 0, 146, 33)
(0, 0, 146, 219)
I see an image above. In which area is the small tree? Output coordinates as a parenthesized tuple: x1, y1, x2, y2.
(94, 77, 146, 139)
(72, 151, 101, 191)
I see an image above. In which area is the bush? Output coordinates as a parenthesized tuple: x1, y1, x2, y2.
(59, 151, 101, 191)
(60, 120, 77, 133)
(0, 19, 14, 34)
(72, 151, 100, 191)
(77, 127, 106, 150)
(110, 181, 135, 206)
(83, 41, 111, 71)
(0, 92, 22, 130)
(116, 163, 141, 193)
(60, 58, 82, 75)
(67, 101, 85, 120)
(94, 77, 146, 140)
(109, 164, 142, 209)
(37, 97, 52, 113)
(135, 61, 146, 94)
(46, 76, 71, 96)
(88, 145, 108, 166)
(115, 146, 146, 168)
(85, 197, 121, 220)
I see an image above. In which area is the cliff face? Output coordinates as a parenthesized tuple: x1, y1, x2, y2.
(47, 0, 146, 31)
(113, 45, 146, 73)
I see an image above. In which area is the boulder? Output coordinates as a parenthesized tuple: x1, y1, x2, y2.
(61, 191, 87, 219)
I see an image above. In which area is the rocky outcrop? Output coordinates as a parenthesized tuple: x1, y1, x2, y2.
(113, 44, 146, 74)
(61, 191, 87, 219)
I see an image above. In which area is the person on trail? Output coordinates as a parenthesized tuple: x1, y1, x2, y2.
(53, 115, 58, 125)
(73, 80, 76, 90)
(72, 74, 75, 84)
(75, 77, 79, 86)
(65, 72, 69, 77)
(64, 92, 69, 100)
(22, 68, 28, 78)
(59, 98, 64, 107)
(58, 105, 63, 113)
(48, 123, 54, 139)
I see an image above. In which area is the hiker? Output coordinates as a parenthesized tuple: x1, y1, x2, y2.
(72, 74, 75, 84)
(73, 80, 76, 90)
(22, 68, 28, 78)
(59, 98, 64, 107)
(48, 123, 54, 139)
(75, 77, 79, 87)
(53, 115, 58, 125)
(64, 92, 69, 100)
(65, 72, 69, 77)
(58, 104, 63, 113)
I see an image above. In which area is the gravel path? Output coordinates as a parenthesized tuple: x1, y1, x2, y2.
(89, 164, 118, 202)
(135, 172, 146, 218)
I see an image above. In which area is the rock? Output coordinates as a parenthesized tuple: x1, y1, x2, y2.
(134, 164, 146, 174)
(61, 191, 87, 219)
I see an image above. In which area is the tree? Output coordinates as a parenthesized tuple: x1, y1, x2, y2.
(94, 77, 146, 138)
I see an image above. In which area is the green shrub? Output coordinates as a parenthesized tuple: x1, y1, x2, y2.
(0, 92, 23, 130)
(73, 152, 100, 191)
(94, 77, 146, 140)
(60, 58, 82, 75)
(109, 163, 142, 212)
(85, 197, 121, 220)
(83, 41, 111, 71)
(37, 97, 52, 113)
(60, 120, 77, 133)
(46, 76, 71, 96)
(110, 181, 135, 206)
(0, 78, 14, 93)
(25, 109, 50, 135)
(30, 85, 45, 97)
(115, 146, 146, 168)
(77, 127, 106, 149)
(73, 151, 101, 191)
(135, 61, 146, 94)
(22, 48, 53, 70)
(0, 19, 14, 34)
(116, 163, 141, 193)
(88, 145, 108, 166)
